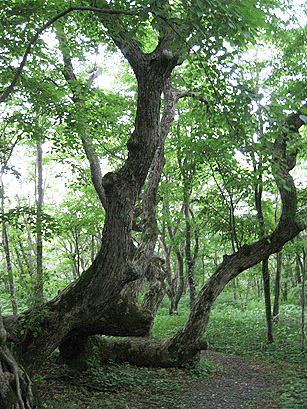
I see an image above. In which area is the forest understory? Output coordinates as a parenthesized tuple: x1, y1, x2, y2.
(33, 296, 307, 409)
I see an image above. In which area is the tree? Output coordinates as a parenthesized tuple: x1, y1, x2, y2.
(273, 251, 282, 320)
(1, 1, 306, 407)
(0, 119, 20, 316)
(34, 140, 44, 305)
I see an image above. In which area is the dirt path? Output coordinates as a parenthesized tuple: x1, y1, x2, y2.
(181, 351, 283, 409)
(36, 350, 286, 408)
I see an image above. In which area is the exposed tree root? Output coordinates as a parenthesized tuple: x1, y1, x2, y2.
(0, 313, 34, 409)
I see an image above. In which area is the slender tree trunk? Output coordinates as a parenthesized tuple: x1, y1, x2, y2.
(301, 247, 306, 351)
(1, 175, 18, 315)
(185, 206, 197, 309)
(179, 156, 197, 310)
(12, 244, 29, 291)
(295, 253, 302, 284)
(262, 258, 273, 343)
(34, 140, 44, 305)
(171, 248, 185, 314)
(273, 251, 282, 321)
(256, 277, 262, 297)
(73, 227, 81, 278)
(282, 282, 288, 301)
(255, 175, 273, 343)
(161, 199, 185, 315)
(233, 278, 241, 301)
(243, 275, 252, 311)
(18, 236, 35, 278)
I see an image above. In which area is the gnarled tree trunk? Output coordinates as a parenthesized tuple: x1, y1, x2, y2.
(2, 6, 307, 398)
(3, 13, 181, 372)
(53, 106, 307, 368)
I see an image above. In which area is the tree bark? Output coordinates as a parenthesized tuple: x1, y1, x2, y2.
(1, 175, 18, 316)
(0, 311, 34, 409)
(3, 16, 180, 371)
(262, 258, 273, 343)
(273, 251, 282, 320)
(34, 140, 44, 305)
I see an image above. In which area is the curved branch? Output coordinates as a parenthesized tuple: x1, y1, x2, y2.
(56, 27, 107, 209)
(0, 5, 140, 103)
(93, 105, 307, 368)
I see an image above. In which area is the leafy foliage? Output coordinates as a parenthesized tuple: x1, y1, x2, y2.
(0, 0, 307, 407)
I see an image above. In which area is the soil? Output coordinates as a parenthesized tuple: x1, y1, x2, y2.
(35, 350, 285, 408)
(181, 351, 283, 409)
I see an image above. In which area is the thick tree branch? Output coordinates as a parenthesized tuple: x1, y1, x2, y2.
(82, 106, 307, 368)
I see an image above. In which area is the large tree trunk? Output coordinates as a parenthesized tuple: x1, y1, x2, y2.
(53, 107, 307, 368)
(2, 7, 307, 388)
(4, 86, 307, 374)
(3, 21, 180, 371)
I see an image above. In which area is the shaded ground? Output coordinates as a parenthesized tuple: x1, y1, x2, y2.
(182, 351, 283, 409)
(35, 350, 285, 408)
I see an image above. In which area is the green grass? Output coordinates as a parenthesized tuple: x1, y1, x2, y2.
(153, 292, 307, 409)
(154, 293, 304, 364)
(206, 302, 304, 363)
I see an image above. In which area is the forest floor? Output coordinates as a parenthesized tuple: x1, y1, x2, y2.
(181, 350, 284, 409)
(35, 349, 293, 409)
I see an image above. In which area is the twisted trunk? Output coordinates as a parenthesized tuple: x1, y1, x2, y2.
(3, 24, 179, 371)
(58, 108, 307, 368)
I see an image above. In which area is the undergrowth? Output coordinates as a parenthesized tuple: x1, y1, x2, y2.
(35, 291, 306, 408)
(153, 292, 307, 409)
(39, 356, 217, 409)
